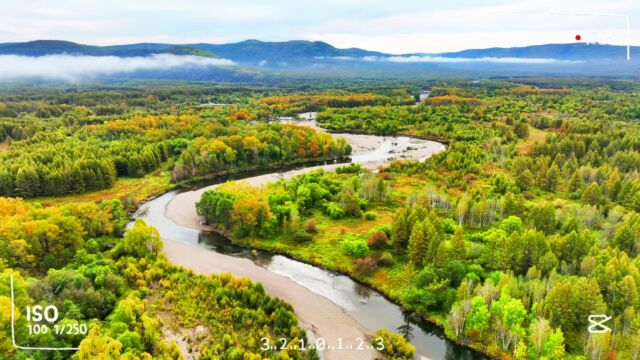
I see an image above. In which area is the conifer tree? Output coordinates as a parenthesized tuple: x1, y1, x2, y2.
(408, 220, 428, 268)
(451, 227, 467, 261)
(14, 166, 40, 198)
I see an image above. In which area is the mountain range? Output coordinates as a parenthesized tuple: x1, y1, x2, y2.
(0, 39, 638, 80)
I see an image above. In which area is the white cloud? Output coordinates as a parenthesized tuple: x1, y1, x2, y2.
(372, 56, 581, 64)
(303, 28, 638, 54)
(323, 55, 581, 64)
(0, 0, 638, 53)
(301, 0, 640, 53)
(0, 54, 235, 81)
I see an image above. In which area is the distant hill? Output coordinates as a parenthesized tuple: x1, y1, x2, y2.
(0, 40, 219, 58)
(435, 43, 636, 61)
(0, 39, 383, 66)
(0, 39, 637, 79)
(2, 39, 637, 63)
(189, 39, 386, 65)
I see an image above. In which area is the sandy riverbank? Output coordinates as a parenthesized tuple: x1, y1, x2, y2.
(166, 121, 443, 231)
(162, 238, 378, 360)
(161, 116, 445, 359)
(286, 112, 384, 154)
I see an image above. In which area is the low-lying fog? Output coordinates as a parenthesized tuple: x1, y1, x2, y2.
(0, 54, 235, 81)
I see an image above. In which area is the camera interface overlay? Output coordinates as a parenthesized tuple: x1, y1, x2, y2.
(0, 1, 639, 359)
(8, 274, 86, 351)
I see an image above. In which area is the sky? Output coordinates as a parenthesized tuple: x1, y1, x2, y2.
(1, 0, 639, 54)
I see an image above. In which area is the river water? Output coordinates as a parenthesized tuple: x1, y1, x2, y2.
(135, 130, 487, 360)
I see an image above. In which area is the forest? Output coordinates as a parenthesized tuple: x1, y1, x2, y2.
(0, 197, 315, 359)
(1, 79, 639, 359)
(196, 80, 640, 360)
(0, 105, 351, 198)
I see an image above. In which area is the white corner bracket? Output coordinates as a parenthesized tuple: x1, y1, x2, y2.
(10, 273, 80, 351)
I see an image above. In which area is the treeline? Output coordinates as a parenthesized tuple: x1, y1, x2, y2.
(0, 105, 351, 197)
(315, 102, 521, 141)
(256, 90, 415, 116)
(196, 166, 388, 237)
(0, 197, 127, 270)
(316, 104, 474, 136)
(1, 197, 315, 359)
(0, 129, 171, 198)
(193, 81, 640, 359)
(521, 118, 640, 212)
(173, 122, 351, 181)
(0, 85, 281, 119)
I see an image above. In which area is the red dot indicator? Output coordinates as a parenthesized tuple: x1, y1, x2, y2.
(575, 34, 582, 41)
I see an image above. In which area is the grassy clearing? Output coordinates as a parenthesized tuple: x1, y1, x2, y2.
(242, 197, 416, 306)
(30, 171, 173, 207)
(516, 126, 549, 154)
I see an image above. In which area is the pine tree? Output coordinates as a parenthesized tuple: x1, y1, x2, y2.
(408, 220, 428, 268)
(568, 170, 584, 192)
(433, 241, 448, 268)
(392, 208, 409, 252)
(451, 227, 466, 261)
(605, 168, 621, 201)
(101, 160, 117, 187)
(545, 163, 561, 191)
(83, 169, 97, 191)
(581, 182, 602, 205)
(69, 166, 85, 194)
(514, 122, 529, 139)
(425, 222, 442, 264)
(127, 155, 143, 177)
(14, 166, 40, 198)
(516, 169, 534, 191)
(0, 169, 15, 196)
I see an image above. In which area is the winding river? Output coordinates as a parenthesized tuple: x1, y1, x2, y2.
(134, 116, 487, 360)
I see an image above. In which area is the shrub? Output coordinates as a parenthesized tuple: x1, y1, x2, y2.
(442, 218, 457, 234)
(500, 215, 523, 234)
(367, 230, 388, 248)
(376, 252, 395, 267)
(325, 202, 346, 219)
(372, 328, 415, 360)
(292, 230, 313, 243)
(305, 220, 318, 233)
(358, 198, 369, 210)
(369, 224, 392, 238)
(342, 236, 369, 258)
(414, 265, 438, 287)
(336, 163, 362, 174)
(354, 257, 378, 276)
(364, 211, 377, 220)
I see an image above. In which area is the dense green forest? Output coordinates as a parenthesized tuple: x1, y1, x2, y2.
(0, 85, 384, 359)
(1, 80, 639, 359)
(0, 108, 350, 198)
(196, 80, 640, 359)
(0, 197, 315, 359)
(0, 85, 419, 199)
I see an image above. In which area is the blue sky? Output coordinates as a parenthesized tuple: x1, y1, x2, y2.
(1, 0, 638, 53)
